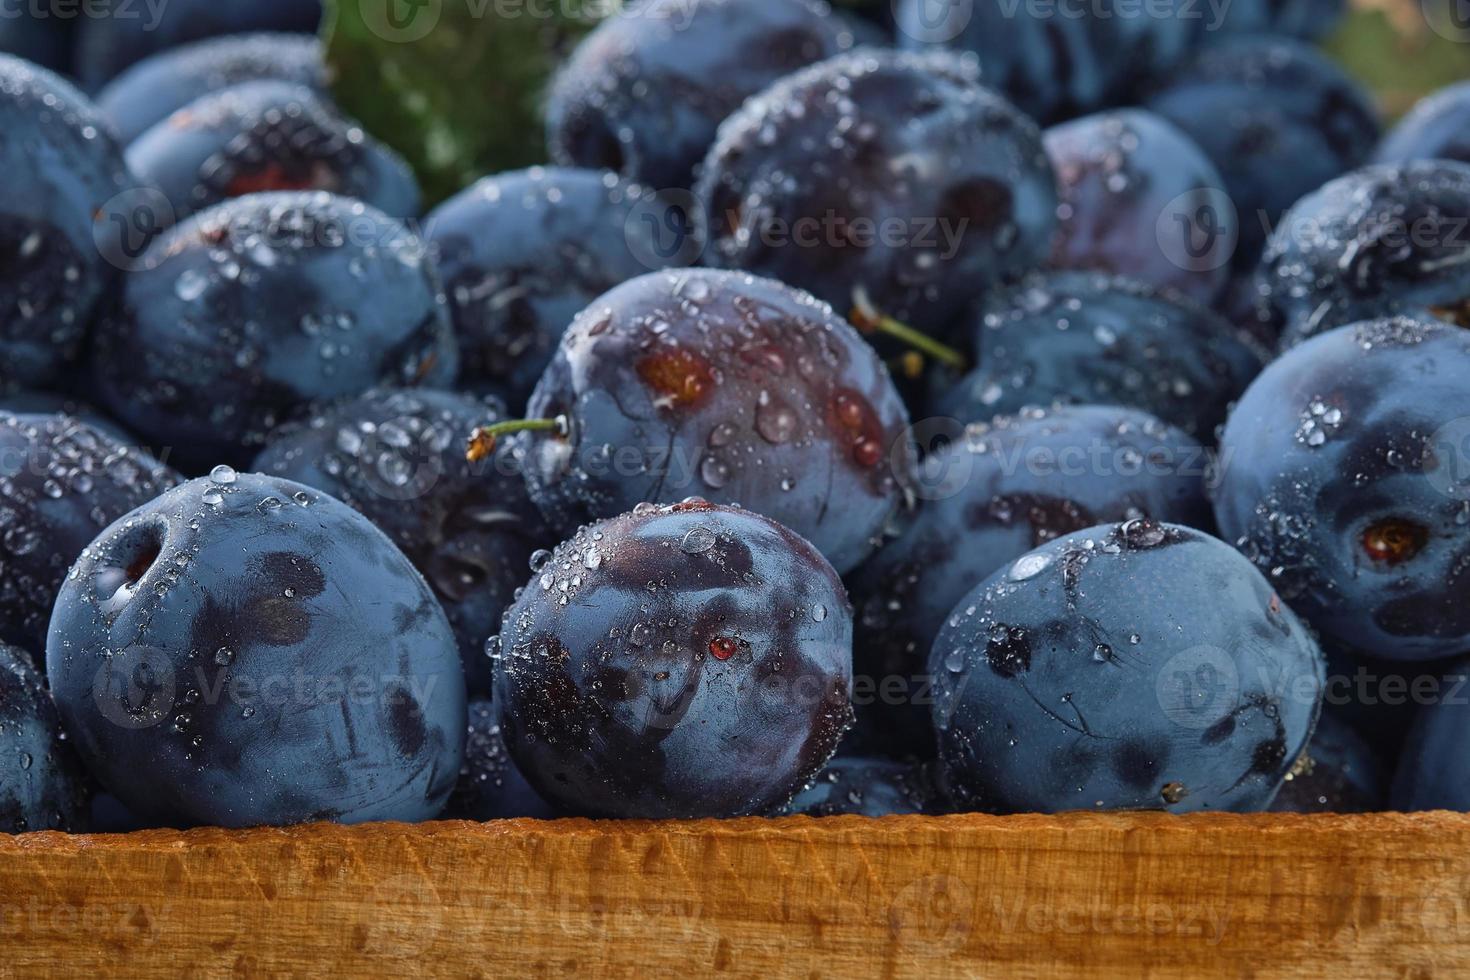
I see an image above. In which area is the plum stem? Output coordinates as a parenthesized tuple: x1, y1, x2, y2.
(849, 287, 967, 370)
(466, 416, 565, 462)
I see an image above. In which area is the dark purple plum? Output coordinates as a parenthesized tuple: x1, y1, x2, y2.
(1391, 662, 1470, 812)
(1213, 316, 1470, 662)
(97, 33, 325, 146)
(1258, 161, 1470, 346)
(779, 756, 941, 817)
(494, 499, 853, 819)
(1373, 80, 1470, 167)
(933, 272, 1266, 439)
(547, 0, 851, 190)
(46, 471, 466, 828)
(89, 191, 458, 469)
(1270, 712, 1385, 813)
(1146, 36, 1379, 270)
(74, 0, 323, 92)
(501, 268, 916, 575)
(442, 700, 560, 821)
(126, 80, 420, 220)
(848, 405, 1214, 755)
(0, 413, 179, 652)
(1046, 109, 1235, 306)
(0, 643, 90, 832)
(254, 388, 552, 694)
(895, 0, 1199, 123)
(0, 55, 132, 390)
(425, 167, 694, 408)
(931, 520, 1325, 814)
(697, 49, 1057, 332)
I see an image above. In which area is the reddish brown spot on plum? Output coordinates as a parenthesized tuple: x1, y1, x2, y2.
(709, 637, 739, 661)
(669, 498, 716, 513)
(853, 438, 882, 468)
(827, 388, 884, 470)
(1361, 519, 1429, 566)
(637, 348, 716, 410)
(226, 162, 329, 197)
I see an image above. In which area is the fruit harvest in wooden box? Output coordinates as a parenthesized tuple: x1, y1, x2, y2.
(0, 0, 1468, 975)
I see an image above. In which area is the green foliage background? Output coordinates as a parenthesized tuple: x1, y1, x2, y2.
(324, 0, 1470, 208)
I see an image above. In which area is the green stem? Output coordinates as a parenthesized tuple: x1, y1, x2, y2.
(849, 288, 967, 371)
(466, 417, 563, 462)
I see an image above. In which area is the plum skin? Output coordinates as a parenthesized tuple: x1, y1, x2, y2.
(511, 268, 917, 576)
(46, 472, 466, 829)
(494, 500, 853, 819)
(1214, 317, 1470, 662)
(931, 520, 1324, 815)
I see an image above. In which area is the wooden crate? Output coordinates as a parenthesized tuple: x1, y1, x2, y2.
(1, 811, 1466, 977)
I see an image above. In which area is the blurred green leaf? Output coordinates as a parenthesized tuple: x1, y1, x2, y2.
(1325, 3, 1470, 119)
(323, 0, 602, 206)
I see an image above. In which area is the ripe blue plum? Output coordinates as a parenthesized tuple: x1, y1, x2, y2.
(254, 388, 551, 694)
(1214, 316, 1470, 662)
(1258, 161, 1470, 346)
(931, 520, 1325, 814)
(425, 167, 693, 408)
(698, 49, 1057, 331)
(46, 471, 467, 828)
(933, 272, 1265, 439)
(0, 55, 132, 389)
(494, 500, 853, 818)
(126, 81, 420, 220)
(848, 405, 1214, 754)
(0, 413, 179, 652)
(89, 191, 458, 468)
(547, 0, 851, 190)
(0, 643, 90, 832)
(1046, 109, 1235, 306)
(97, 33, 324, 146)
(503, 268, 916, 575)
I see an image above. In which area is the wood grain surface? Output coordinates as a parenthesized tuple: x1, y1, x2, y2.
(0, 811, 1466, 977)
